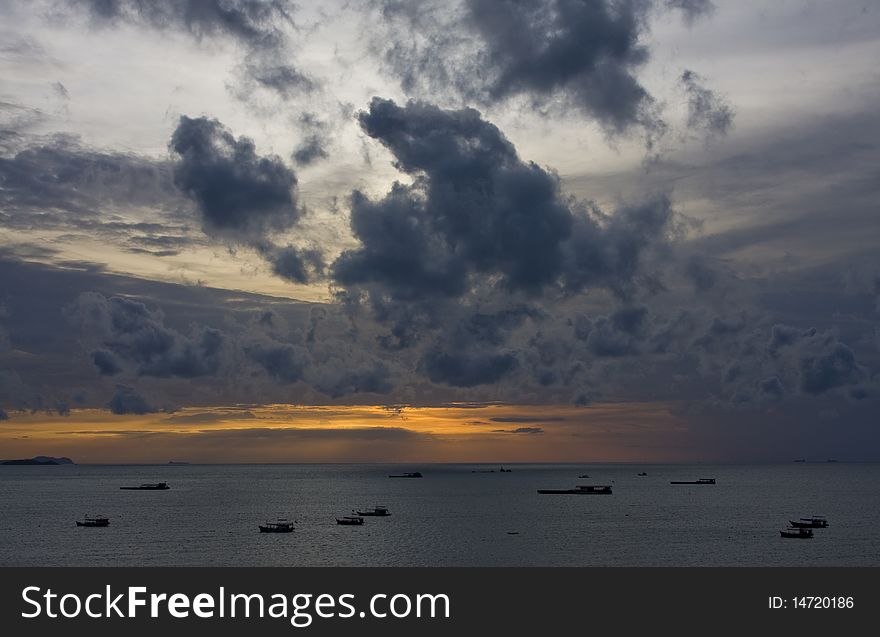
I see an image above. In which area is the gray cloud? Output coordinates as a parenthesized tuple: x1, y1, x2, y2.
(68, 0, 295, 47)
(246, 341, 307, 383)
(377, 0, 663, 134)
(680, 69, 734, 138)
(91, 349, 122, 375)
(422, 349, 518, 387)
(0, 135, 179, 226)
(665, 0, 715, 25)
(170, 115, 299, 238)
(335, 98, 675, 304)
(310, 360, 393, 398)
(170, 115, 323, 283)
(107, 384, 157, 414)
(63, 0, 318, 103)
(67, 292, 229, 379)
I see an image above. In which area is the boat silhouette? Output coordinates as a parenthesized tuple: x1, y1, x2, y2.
(76, 515, 109, 527)
(356, 506, 391, 516)
(120, 482, 169, 490)
(259, 518, 294, 533)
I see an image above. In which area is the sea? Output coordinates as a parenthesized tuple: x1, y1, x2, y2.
(1, 463, 878, 567)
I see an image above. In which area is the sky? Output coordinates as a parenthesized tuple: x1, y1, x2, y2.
(1, 0, 879, 463)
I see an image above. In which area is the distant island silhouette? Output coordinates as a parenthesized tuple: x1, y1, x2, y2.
(0, 456, 75, 466)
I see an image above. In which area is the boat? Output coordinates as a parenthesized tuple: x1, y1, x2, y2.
(793, 458, 806, 463)
(537, 485, 612, 495)
(637, 472, 648, 476)
(578, 474, 590, 478)
(336, 515, 365, 525)
(780, 527, 813, 539)
(499, 466, 512, 472)
(168, 461, 190, 465)
(389, 472, 422, 478)
(76, 515, 109, 527)
(670, 478, 716, 485)
(120, 482, 170, 490)
(789, 516, 829, 529)
(259, 518, 294, 533)
(356, 506, 391, 517)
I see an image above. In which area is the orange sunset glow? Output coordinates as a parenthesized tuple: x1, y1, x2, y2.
(0, 402, 693, 464)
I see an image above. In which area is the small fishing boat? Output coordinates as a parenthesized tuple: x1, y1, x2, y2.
(578, 474, 590, 478)
(120, 482, 169, 490)
(259, 518, 294, 533)
(499, 466, 512, 472)
(789, 516, 829, 529)
(637, 472, 648, 476)
(389, 472, 422, 478)
(336, 515, 365, 525)
(356, 506, 391, 517)
(76, 515, 109, 527)
(670, 478, 715, 485)
(537, 485, 612, 495)
(780, 527, 813, 539)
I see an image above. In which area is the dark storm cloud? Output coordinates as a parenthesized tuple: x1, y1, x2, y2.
(246, 342, 307, 383)
(107, 384, 156, 414)
(421, 349, 519, 387)
(465, 0, 656, 131)
(335, 98, 675, 304)
(574, 305, 651, 357)
(333, 186, 469, 300)
(67, 293, 229, 379)
(170, 115, 299, 237)
(377, 0, 662, 134)
(311, 360, 393, 398)
(91, 349, 122, 375)
(258, 244, 324, 284)
(170, 115, 324, 283)
(562, 197, 676, 296)
(757, 375, 784, 401)
(682, 254, 717, 291)
(680, 69, 734, 138)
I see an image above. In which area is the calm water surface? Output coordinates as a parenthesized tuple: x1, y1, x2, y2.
(0, 463, 877, 566)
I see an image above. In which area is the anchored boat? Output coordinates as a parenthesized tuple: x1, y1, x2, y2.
(389, 472, 422, 478)
(120, 482, 169, 490)
(76, 515, 109, 527)
(259, 518, 294, 533)
(780, 527, 814, 539)
(356, 506, 391, 517)
(337, 515, 365, 526)
(670, 478, 716, 485)
(789, 516, 829, 528)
